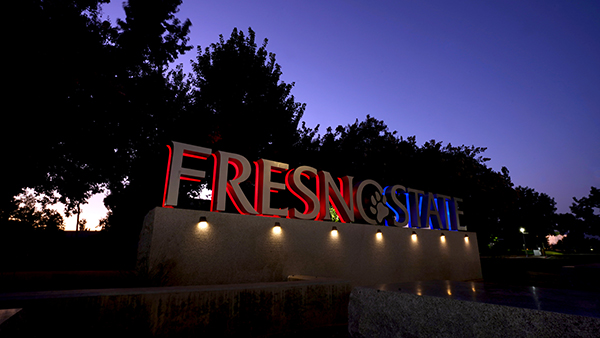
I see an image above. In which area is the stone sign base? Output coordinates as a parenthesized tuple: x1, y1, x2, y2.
(137, 207, 482, 287)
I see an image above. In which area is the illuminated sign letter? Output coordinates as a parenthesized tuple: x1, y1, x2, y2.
(422, 192, 443, 229)
(163, 142, 212, 207)
(286, 166, 320, 220)
(353, 180, 384, 225)
(162, 141, 468, 230)
(211, 151, 257, 215)
(255, 159, 289, 217)
(434, 194, 452, 230)
(384, 185, 409, 227)
(448, 197, 466, 231)
(317, 172, 354, 223)
(407, 188, 425, 228)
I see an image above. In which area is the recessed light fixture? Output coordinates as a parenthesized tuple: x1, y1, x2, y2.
(411, 231, 417, 241)
(198, 216, 208, 229)
(273, 222, 282, 234)
(331, 226, 338, 237)
(440, 233, 446, 241)
(376, 229, 383, 239)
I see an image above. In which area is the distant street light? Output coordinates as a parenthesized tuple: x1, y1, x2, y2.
(520, 227, 528, 257)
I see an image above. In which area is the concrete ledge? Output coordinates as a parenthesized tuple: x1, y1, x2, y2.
(0, 279, 351, 337)
(349, 283, 600, 338)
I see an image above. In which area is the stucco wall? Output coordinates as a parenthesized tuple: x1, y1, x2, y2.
(137, 207, 482, 287)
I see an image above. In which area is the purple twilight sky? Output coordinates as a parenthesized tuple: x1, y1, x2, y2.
(95, 0, 599, 220)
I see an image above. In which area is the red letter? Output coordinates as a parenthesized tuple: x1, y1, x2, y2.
(317, 171, 354, 223)
(163, 142, 212, 207)
(286, 166, 319, 220)
(254, 159, 289, 217)
(211, 151, 257, 215)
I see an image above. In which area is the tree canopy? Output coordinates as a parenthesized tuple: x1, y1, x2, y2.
(4, 0, 195, 268)
(185, 27, 306, 162)
(9, 191, 65, 232)
(555, 187, 600, 251)
(571, 186, 600, 236)
(300, 115, 516, 246)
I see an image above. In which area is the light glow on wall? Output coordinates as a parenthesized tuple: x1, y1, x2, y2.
(198, 216, 209, 229)
(177, 210, 482, 288)
(331, 226, 339, 237)
(273, 222, 282, 234)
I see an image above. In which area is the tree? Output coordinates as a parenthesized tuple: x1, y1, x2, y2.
(117, 0, 192, 75)
(1, 191, 66, 272)
(553, 212, 581, 251)
(7, 0, 113, 217)
(187, 27, 306, 162)
(310, 115, 409, 180)
(570, 186, 600, 236)
(8, 191, 65, 232)
(6, 0, 193, 226)
(151, 27, 310, 212)
(4, 1, 195, 270)
(78, 218, 88, 232)
(554, 187, 600, 252)
(304, 115, 516, 249)
(501, 186, 557, 251)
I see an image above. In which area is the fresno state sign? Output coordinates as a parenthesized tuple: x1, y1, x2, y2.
(163, 141, 466, 230)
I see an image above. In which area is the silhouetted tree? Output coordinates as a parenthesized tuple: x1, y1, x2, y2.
(117, 0, 192, 74)
(555, 187, 600, 252)
(570, 186, 600, 236)
(8, 0, 113, 217)
(78, 218, 88, 232)
(5, 0, 193, 268)
(1, 191, 66, 272)
(187, 27, 306, 162)
(8, 192, 65, 232)
(306, 115, 516, 249)
(413, 141, 516, 250)
(149, 27, 310, 212)
(553, 212, 583, 251)
(500, 186, 557, 251)
(311, 116, 408, 180)
(97, 0, 193, 246)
